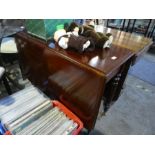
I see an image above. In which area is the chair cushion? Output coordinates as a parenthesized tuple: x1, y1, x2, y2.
(0, 37, 18, 54)
(0, 66, 5, 79)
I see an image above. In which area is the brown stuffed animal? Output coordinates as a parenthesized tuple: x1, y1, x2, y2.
(67, 22, 113, 49)
(54, 27, 95, 53)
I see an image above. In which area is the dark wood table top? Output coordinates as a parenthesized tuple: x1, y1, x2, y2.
(18, 27, 153, 54)
(52, 45, 134, 81)
(17, 31, 135, 81)
(102, 27, 153, 53)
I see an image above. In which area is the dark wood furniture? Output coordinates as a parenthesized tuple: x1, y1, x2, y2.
(15, 29, 152, 131)
(103, 27, 152, 54)
(103, 27, 153, 63)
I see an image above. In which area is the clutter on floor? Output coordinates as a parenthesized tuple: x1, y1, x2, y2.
(0, 85, 83, 135)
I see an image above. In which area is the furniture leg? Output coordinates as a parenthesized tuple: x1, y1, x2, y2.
(103, 74, 121, 113)
(112, 58, 133, 101)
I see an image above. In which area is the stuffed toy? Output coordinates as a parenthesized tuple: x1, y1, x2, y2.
(54, 25, 95, 53)
(67, 22, 113, 49)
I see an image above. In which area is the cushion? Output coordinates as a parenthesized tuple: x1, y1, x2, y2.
(0, 37, 18, 54)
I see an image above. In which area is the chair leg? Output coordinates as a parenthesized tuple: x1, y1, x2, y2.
(2, 75, 12, 95)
